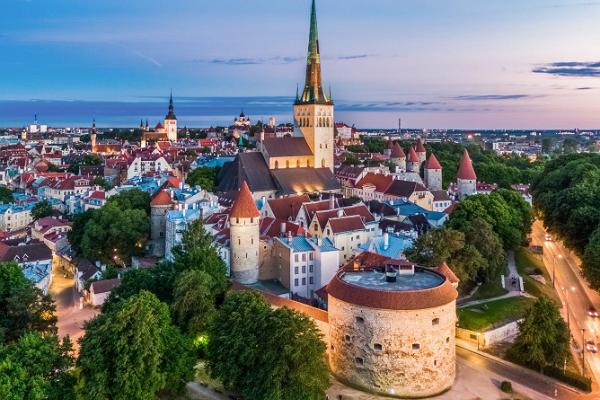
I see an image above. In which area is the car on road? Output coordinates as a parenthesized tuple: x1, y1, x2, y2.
(545, 234, 552, 241)
(586, 341, 598, 353)
(588, 307, 599, 318)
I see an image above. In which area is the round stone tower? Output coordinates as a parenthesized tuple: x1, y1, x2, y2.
(390, 142, 406, 171)
(424, 152, 443, 191)
(229, 181, 260, 284)
(327, 262, 458, 398)
(406, 147, 421, 173)
(415, 138, 427, 165)
(150, 189, 174, 257)
(456, 149, 477, 200)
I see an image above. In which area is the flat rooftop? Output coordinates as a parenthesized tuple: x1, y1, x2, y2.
(341, 268, 444, 292)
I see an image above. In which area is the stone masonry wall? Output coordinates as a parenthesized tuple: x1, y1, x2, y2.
(328, 296, 456, 398)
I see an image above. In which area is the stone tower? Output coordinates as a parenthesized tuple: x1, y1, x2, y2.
(150, 189, 173, 257)
(164, 91, 177, 142)
(293, 0, 334, 171)
(21, 128, 27, 142)
(406, 147, 420, 173)
(390, 142, 406, 171)
(90, 119, 97, 153)
(230, 181, 260, 284)
(457, 149, 477, 200)
(424, 152, 443, 191)
(415, 138, 427, 165)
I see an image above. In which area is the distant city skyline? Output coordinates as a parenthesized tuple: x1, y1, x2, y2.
(2, 0, 600, 128)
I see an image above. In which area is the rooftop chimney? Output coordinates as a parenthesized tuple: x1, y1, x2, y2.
(385, 266, 398, 283)
(337, 209, 344, 218)
(329, 194, 335, 209)
(280, 222, 286, 236)
(287, 231, 292, 244)
(383, 232, 389, 250)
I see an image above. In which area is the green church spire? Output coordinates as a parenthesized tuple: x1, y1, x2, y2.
(297, 0, 331, 105)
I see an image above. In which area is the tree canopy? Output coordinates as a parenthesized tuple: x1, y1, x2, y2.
(186, 167, 221, 192)
(0, 186, 14, 204)
(507, 297, 569, 372)
(76, 291, 194, 400)
(31, 200, 54, 220)
(207, 291, 329, 400)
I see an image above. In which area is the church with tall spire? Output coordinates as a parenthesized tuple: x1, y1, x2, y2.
(217, 0, 340, 198)
(140, 92, 178, 148)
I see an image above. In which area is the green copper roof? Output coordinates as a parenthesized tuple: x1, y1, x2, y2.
(297, 0, 332, 105)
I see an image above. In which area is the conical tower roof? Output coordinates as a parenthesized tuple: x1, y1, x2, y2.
(457, 149, 477, 180)
(407, 147, 420, 163)
(231, 181, 260, 219)
(415, 138, 426, 153)
(391, 142, 405, 158)
(425, 153, 442, 170)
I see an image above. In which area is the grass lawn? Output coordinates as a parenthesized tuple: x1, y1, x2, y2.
(458, 296, 536, 331)
(470, 279, 509, 301)
(515, 247, 560, 303)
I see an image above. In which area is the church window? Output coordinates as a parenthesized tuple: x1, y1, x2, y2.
(274, 160, 279, 169)
(286, 160, 290, 168)
(297, 159, 301, 167)
(321, 159, 326, 168)
(251, 238, 254, 244)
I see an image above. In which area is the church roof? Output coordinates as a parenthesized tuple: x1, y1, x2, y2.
(457, 149, 477, 180)
(262, 137, 312, 157)
(425, 153, 442, 170)
(296, 0, 331, 105)
(271, 167, 340, 195)
(165, 92, 176, 120)
(216, 152, 277, 194)
(230, 181, 260, 219)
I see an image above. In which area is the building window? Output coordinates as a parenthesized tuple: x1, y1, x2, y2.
(309, 265, 313, 273)
(294, 254, 299, 262)
(412, 343, 420, 350)
(309, 277, 313, 284)
(374, 343, 382, 351)
(294, 278, 299, 286)
(355, 357, 364, 365)
(294, 266, 298, 274)
(302, 277, 306, 285)
(432, 318, 440, 326)
(309, 253, 313, 261)
(302, 265, 306, 273)
(302, 253, 306, 262)
(345, 334, 351, 342)
(355, 316, 364, 324)
(446, 337, 450, 343)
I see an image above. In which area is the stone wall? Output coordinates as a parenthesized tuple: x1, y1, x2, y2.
(230, 216, 259, 284)
(328, 296, 456, 398)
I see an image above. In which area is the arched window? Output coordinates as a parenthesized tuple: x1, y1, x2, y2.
(321, 159, 326, 168)
(297, 159, 302, 167)
(286, 160, 290, 168)
(274, 160, 279, 169)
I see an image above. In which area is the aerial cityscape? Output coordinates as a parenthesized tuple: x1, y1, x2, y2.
(1, 1, 600, 399)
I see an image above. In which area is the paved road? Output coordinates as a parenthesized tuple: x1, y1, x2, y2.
(532, 221, 600, 386)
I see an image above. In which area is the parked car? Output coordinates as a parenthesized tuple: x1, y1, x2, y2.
(588, 307, 599, 318)
(586, 341, 597, 353)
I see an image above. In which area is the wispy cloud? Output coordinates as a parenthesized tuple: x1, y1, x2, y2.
(533, 61, 600, 77)
(337, 54, 369, 60)
(132, 50, 162, 68)
(452, 94, 534, 101)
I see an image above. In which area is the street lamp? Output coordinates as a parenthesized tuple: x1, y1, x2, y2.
(562, 286, 576, 332)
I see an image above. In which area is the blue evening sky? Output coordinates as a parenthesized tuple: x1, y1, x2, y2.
(2, 0, 600, 128)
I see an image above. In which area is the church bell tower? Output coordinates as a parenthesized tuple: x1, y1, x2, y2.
(164, 91, 177, 142)
(293, 0, 334, 172)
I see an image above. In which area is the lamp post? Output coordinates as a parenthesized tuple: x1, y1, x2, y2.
(582, 329, 586, 378)
(562, 286, 575, 332)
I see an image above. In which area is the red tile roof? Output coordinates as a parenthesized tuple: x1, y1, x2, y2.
(415, 138, 426, 153)
(230, 181, 260, 219)
(457, 149, 477, 180)
(425, 153, 442, 170)
(328, 215, 365, 234)
(390, 142, 405, 158)
(267, 194, 310, 221)
(407, 146, 420, 163)
(354, 172, 394, 193)
(150, 190, 173, 207)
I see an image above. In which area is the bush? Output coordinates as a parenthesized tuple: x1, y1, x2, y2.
(500, 380, 512, 393)
(543, 365, 592, 392)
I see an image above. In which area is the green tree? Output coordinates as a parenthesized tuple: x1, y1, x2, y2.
(171, 270, 216, 335)
(462, 218, 507, 282)
(106, 188, 150, 215)
(0, 332, 75, 400)
(78, 203, 149, 263)
(405, 228, 465, 267)
(31, 200, 54, 220)
(208, 291, 328, 400)
(0, 186, 14, 204)
(582, 229, 600, 290)
(102, 266, 172, 313)
(0, 262, 57, 344)
(186, 167, 221, 192)
(171, 219, 228, 295)
(507, 297, 569, 372)
(68, 210, 96, 255)
(76, 291, 194, 399)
